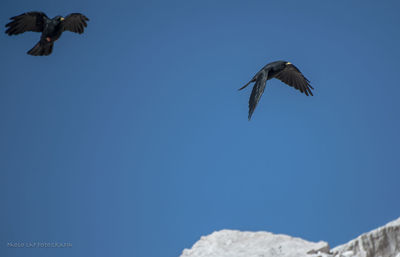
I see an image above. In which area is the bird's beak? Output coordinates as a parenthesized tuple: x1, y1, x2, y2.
(286, 62, 291, 65)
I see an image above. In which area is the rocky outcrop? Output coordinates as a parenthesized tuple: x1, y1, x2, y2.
(180, 229, 330, 257)
(180, 217, 400, 257)
(331, 218, 400, 257)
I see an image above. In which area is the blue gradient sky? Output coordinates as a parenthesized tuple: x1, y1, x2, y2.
(1, 1, 400, 256)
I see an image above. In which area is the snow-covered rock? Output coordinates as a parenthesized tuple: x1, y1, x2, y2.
(332, 217, 400, 257)
(180, 230, 330, 257)
(180, 217, 400, 257)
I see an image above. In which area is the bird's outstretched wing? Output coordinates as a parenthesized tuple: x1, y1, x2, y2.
(239, 77, 256, 91)
(62, 13, 89, 34)
(5, 12, 48, 35)
(275, 64, 314, 96)
(248, 70, 268, 120)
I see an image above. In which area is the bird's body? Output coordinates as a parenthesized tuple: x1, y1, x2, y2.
(42, 16, 64, 42)
(239, 60, 313, 120)
(257, 61, 288, 80)
(5, 12, 89, 56)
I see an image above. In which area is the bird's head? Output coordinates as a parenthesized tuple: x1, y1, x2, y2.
(275, 60, 290, 70)
(54, 16, 65, 22)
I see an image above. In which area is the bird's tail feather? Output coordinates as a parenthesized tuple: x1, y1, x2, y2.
(27, 41, 53, 56)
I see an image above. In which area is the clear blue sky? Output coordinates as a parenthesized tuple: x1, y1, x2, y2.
(1, 0, 400, 256)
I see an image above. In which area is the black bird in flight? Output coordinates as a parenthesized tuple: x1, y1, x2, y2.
(239, 60, 313, 120)
(5, 12, 89, 56)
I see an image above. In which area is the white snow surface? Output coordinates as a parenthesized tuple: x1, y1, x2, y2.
(180, 229, 329, 257)
(180, 217, 400, 257)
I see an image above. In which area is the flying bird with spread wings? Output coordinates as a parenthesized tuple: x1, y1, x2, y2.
(239, 60, 313, 120)
(5, 12, 89, 56)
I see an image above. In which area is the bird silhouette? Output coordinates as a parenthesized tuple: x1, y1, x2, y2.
(6, 11, 89, 56)
(239, 61, 313, 120)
